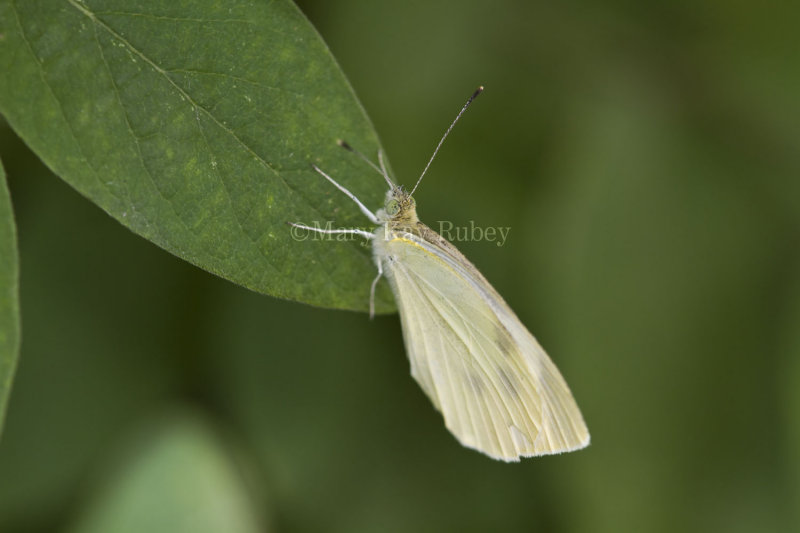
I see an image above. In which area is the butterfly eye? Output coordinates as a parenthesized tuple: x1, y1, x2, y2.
(386, 199, 400, 215)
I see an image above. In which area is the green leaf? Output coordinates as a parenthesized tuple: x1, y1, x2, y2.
(0, 158, 20, 438)
(69, 411, 266, 533)
(0, 0, 393, 312)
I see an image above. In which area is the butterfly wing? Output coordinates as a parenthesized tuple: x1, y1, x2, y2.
(375, 227, 589, 461)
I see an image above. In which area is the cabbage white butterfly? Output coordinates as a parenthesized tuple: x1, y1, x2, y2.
(291, 87, 589, 461)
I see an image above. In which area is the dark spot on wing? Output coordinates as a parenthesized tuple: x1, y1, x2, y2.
(497, 367, 519, 397)
(494, 323, 515, 357)
(469, 373, 485, 395)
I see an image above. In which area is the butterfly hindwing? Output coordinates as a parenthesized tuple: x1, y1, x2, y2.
(376, 228, 589, 461)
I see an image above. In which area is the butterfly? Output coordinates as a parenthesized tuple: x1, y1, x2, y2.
(291, 87, 589, 461)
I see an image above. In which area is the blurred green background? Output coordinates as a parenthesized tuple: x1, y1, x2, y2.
(1, 0, 799, 531)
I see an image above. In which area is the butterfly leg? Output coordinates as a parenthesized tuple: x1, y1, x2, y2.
(311, 164, 379, 223)
(369, 259, 384, 319)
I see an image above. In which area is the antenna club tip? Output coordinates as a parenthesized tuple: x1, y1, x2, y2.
(337, 139, 354, 151)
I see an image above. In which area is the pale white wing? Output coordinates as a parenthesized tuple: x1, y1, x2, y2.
(376, 230, 589, 461)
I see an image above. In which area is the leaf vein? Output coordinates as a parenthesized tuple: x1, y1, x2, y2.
(165, 68, 304, 99)
(190, 106, 280, 276)
(90, 11, 255, 25)
(91, 17, 175, 244)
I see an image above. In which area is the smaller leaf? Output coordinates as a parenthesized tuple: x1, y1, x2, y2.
(0, 158, 20, 438)
(69, 410, 266, 533)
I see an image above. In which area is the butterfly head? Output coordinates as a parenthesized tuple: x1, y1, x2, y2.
(381, 186, 419, 226)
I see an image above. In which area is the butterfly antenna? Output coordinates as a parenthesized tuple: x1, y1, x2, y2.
(410, 86, 484, 196)
(337, 139, 395, 188)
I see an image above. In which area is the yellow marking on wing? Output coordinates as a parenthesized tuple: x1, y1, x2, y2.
(389, 236, 424, 249)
